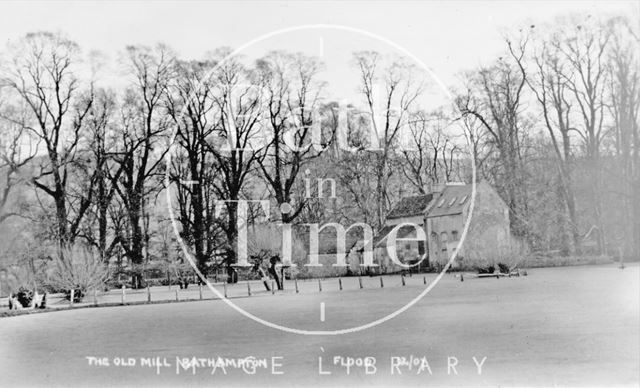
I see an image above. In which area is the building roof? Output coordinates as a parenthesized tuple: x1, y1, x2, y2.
(386, 194, 434, 219)
(426, 184, 472, 218)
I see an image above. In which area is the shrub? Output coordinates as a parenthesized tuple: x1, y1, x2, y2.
(47, 245, 109, 302)
(16, 286, 34, 307)
(4, 262, 46, 295)
(477, 265, 495, 274)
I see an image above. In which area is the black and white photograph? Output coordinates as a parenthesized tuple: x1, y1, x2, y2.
(0, 1, 638, 387)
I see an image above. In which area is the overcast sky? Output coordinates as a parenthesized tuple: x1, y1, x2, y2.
(0, 1, 637, 106)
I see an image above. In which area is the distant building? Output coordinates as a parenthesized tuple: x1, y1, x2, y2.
(292, 181, 512, 277)
(372, 194, 433, 271)
(374, 181, 512, 271)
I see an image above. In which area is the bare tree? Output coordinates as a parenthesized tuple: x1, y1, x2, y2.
(166, 59, 224, 274)
(553, 16, 611, 254)
(456, 32, 533, 240)
(401, 111, 463, 193)
(110, 44, 173, 287)
(1, 32, 94, 249)
(76, 88, 124, 262)
(206, 50, 266, 282)
(608, 16, 640, 259)
(0, 100, 38, 223)
(528, 30, 582, 254)
(353, 51, 424, 229)
(256, 51, 326, 223)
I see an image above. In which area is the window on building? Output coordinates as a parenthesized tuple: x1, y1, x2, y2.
(440, 232, 448, 242)
(452, 230, 459, 241)
(440, 232, 448, 251)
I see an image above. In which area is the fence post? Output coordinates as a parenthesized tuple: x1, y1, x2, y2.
(318, 278, 322, 292)
(338, 278, 342, 291)
(121, 285, 125, 305)
(147, 286, 151, 302)
(423, 276, 427, 285)
(247, 281, 252, 296)
(69, 289, 74, 307)
(93, 289, 98, 306)
(175, 289, 179, 301)
(271, 280, 275, 295)
(380, 277, 384, 288)
(199, 284, 203, 300)
(294, 279, 299, 293)
(358, 277, 363, 289)
(401, 275, 406, 286)
(224, 282, 228, 298)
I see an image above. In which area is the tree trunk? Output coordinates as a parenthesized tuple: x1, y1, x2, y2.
(189, 157, 207, 274)
(634, 177, 640, 259)
(225, 201, 239, 283)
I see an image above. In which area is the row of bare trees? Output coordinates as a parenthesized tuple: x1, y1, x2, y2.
(0, 34, 337, 285)
(457, 15, 639, 257)
(0, 13, 637, 291)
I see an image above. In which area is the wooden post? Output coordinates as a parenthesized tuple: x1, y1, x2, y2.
(93, 289, 98, 306)
(121, 285, 125, 305)
(281, 270, 285, 291)
(175, 289, 179, 301)
(423, 276, 427, 285)
(271, 280, 275, 295)
(318, 278, 322, 292)
(69, 289, 74, 307)
(358, 277, 363, 289)
(380, 277, 384, 288)
(247, 281, 252, 296)
(401, 275, 406, 286)
(147, 286, 151, 302)
(460, 274, 464, 282)
(199, 284, 203, 300)
(338, 278, 342, 291)
(294, 279, 299, 293)
(224, 283, 228, 298)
